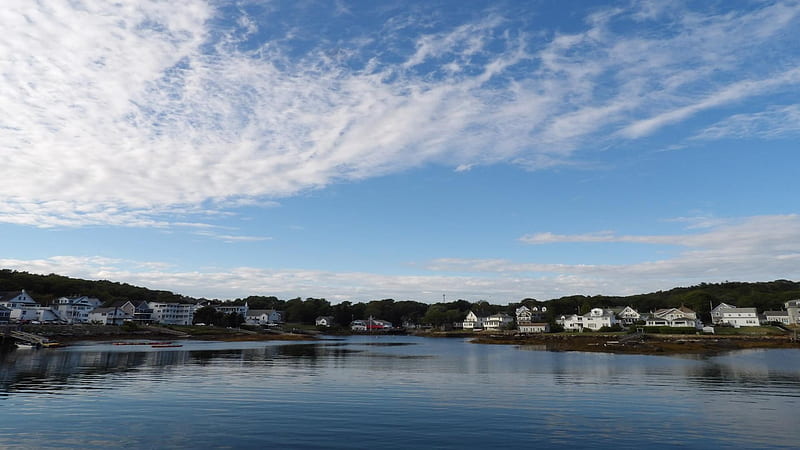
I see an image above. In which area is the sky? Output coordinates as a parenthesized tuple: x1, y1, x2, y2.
(1, 0, 799, 303)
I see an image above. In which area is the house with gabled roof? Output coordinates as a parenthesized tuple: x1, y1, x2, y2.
(88, 307, 132, 325)
(717, 307, 759, 328)
(646, 306, 701, 328)
(246, 309, 284, 325)
(614, 306, 646, 325)
(711, 303, 737, 325)
(463, 311, 486, 330)
(786, 299, 800, 325)
(484, 313, 512, 330)
(315, 316, 335, 327)
(0, 290, 38, 309)
(764, 310, 790, 325)
(54, 295, 102, 324)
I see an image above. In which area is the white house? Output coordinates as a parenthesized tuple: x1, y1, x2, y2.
(515, 305, 546, 323)
(88, 307, 132, 325)
(246, 309, 284, 325)
(54, 296, 102, 324)
(315, 316, 335, 327)
(0, 290, 38, 309)
(717, 307, 759, 328)
(484, 313, 513, 330)
(463, 311, 486, 330)
(561, 308, 619, 331)
(148, 302, 194, 325)
(646, 306, 701, 328)
(710, 303, 738, 325)
(351, 320, 367, 331)
(10, 306, 60, 323)
(518, 322, 550, 333)
(764, 311, 791, 325)
(786, 299, 800, 325)
(214, 303, 249, 317)
(615, 306, 645, 325)
(0, 305, 10, 323)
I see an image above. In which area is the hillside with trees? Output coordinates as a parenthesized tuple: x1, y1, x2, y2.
(1, 269, 798, 325)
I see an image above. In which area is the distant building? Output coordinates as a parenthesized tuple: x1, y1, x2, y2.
(463, 311, 485, 330)
(646, 306, 701, 328)
(560, 308, 618, 331)
(148, 302, 194, 325)
(351, 320, 367, 331)
(246, 309, 284, 325)
(315, 316, 335, 327)
(484, 313, 513, 331)
(716, 307, 759, 328)
(88, 307, 132, 325)
(515, 305, 546, 323)
(764, 311, 790, 325)
(786, 300, 800, 325)
(614, 306, 646, 325)
(518, 323, 549, 333)
(0, 290, 38, 309)
(214, 303, 249, 317)
(54, 296, 102, 324)
(710, 303, 738, 325)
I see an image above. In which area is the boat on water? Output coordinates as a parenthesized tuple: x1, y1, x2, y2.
(113, 341, 173, 346)
(16, 343, 38, 349)
(41, 342, 65, 348)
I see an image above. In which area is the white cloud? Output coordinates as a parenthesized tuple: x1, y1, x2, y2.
(1, 1, 799, 227)
(693, 104, 800, 140)
(3, 215, 797, 301)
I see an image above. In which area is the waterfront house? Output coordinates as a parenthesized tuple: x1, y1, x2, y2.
(710, 303, 738, 325)
(132, 301, 154, 324)
(463, 311, 486, 330)
(716, 307, 759, 328)
(351, 320, 367, 331)
(88, 307, 132, 325)
(214, 302, 249, 317)
(148, 302, 194, 325)
(484, 313, 513, 331)
(561, 308, 619, 331)
(646, 306, 701, 328)
(0, 305, 10, 323)
(54, 295, 102, 324)
(518, 322, 550, 333)
(246, 309, 284, 326)
(11, 306, 61, 323)
(614, 306, 645, 325)
(515, 305, 546, 323)
(367, 318, 392, 330)
(786, 299, 800, 324)
(315, 316, 335, 327)
(0, 290, 39, 309)
(764, 311, 791, 325)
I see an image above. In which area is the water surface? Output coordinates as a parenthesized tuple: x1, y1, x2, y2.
(0, 336, 798, 449)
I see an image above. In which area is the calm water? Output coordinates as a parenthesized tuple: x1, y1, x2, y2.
(0, 335, 798, 449)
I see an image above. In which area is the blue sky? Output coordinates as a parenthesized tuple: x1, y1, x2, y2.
(1, 0, 799, 302)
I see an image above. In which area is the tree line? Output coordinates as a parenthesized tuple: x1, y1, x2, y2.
(3, 270, 799, 326)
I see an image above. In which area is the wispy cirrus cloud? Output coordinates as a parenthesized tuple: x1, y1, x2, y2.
(693, 104, 800, 140)
(1, 1, 799, 227)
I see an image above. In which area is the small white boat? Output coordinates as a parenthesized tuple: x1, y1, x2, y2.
(16, 343, 37, 349)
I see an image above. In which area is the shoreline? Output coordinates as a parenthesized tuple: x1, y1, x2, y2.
(7, 324, 799, 356)
(468, 332, 800, 356)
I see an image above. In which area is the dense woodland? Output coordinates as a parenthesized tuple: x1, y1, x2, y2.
(2, 269, 799, 326)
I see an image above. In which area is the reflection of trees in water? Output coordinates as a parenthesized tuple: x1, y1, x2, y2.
(0, 341, 440, 397)
(685, 363, 800, 393)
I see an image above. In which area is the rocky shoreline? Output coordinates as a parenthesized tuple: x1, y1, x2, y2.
(470, 332, 800, 356)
